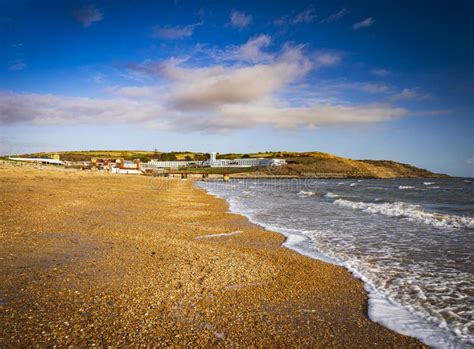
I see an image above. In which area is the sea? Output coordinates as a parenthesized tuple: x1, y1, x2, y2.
(197, 177, 474, 349)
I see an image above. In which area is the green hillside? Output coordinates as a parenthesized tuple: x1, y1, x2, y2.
(12, 150, 448, 178)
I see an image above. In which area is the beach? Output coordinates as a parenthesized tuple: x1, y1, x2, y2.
(0, 164, 426, 347)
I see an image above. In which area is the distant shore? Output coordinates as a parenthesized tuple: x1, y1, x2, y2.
(0, 164, 426, 347)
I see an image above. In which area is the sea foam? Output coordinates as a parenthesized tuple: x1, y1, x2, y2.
(333, 199, 474, 229)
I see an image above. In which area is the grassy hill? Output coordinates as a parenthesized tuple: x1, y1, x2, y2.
(12, 150, 448, 178)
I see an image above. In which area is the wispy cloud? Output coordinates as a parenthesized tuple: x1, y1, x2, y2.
(152, 22, 201, 39)
(371, 68, 391, 77)
(71, 5, 103, 28)
(343, 82, 391, 94)
(313, 51, 343, 68)
(352, 17, 375, 30)
(320, 8, 349, 24)
(214, 34, 273, 63)
(275, 6, 317, 27)
(8, 58, 26, 71)
(390, 88, 430, 101)
(229, 10, 252, 29)
(293, 7, 317, 24)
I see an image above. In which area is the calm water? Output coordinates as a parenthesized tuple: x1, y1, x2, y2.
(198, 178, 474, 348)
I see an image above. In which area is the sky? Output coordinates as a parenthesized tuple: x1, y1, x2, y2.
(0, 0, 473, 176)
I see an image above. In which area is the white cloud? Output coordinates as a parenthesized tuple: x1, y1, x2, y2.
(0, 92, 163, 126)
(293, 7, 317, 24)
(144, 42, 313, 110)
(353, 17, 375, 30)
(209, 35, 273, 63)
(358, 83, 391, 94)
(275, 7, 317, 27)
(390, 88, 430, 101)
(152, 22, 201, 39)
(0, 91, 408, 132)
(371, 68, 391, 77)
(106, 85, 164, 98)
(1, 37, 433, 132)
(8, 59, 26, 71)
(210, 103, 407, 130)
(313, 51, 343, 68)
(71, 5, 103, 28)
(320, 8, 349, 24)
(232, 35, 272, 62)
(229, 10, 252, 29)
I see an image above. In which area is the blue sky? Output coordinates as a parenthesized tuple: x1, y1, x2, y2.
(1, 0, 473, 176)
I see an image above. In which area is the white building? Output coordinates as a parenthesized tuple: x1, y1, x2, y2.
(9, 157, 63, 165)
(208, 158, 285, 168)
(143, 155, 286, 169)
(144, 160, 206, 169)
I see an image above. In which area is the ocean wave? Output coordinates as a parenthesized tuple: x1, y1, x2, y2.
(297, 190, 317, 197)
(333, 199, 474, 229)
(424, 182, 435, 186)
(399, 185, 415, 190)
(324, 192, 339, 199)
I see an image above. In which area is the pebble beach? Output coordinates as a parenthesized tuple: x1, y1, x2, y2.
(0, 164, 426, 347)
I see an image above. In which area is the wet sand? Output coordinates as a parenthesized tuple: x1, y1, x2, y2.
(0, 164, 426, 347)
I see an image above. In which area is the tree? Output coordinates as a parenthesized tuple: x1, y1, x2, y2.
(159, 153, 177, 161)
(242, 154, 250, 158)
(185, 155, 192, 161)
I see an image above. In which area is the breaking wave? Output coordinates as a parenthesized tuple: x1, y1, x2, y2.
(297, 190, 319, 197)
(333, 199, 474, 229)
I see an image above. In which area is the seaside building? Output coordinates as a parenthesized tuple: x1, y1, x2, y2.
(111, 159, 142, 174)
(8, 157, 63, 166)
(143, 154, 286, 169)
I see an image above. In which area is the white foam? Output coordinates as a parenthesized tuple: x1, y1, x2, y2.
(297, 190, 316, 197)
(333, 199, 474, 229)
(399, 185, 415, 190)
(324, 192, 339, 199)
(424, 182, 435, 186)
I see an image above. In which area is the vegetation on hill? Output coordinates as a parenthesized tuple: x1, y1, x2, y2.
(272, 156, 446, 178)
(13, 150, 447, 178)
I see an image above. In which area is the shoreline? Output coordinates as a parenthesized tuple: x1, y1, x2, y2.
(201, 181, 455, 348)
(0, 164, 426, 347)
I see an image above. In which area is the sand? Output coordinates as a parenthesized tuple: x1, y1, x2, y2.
(0, 163, 426, 347)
